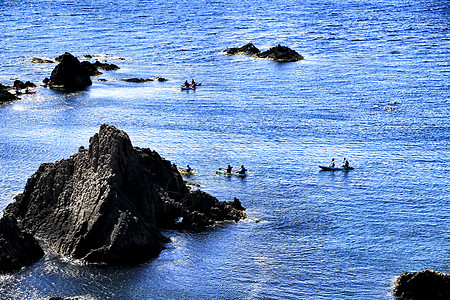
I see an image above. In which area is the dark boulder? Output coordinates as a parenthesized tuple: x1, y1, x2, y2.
(4, 124, 245, 266)
(223, 43, 261, 55)
(0, 84, 18, 104)
(254, 44, 304, 62)
(0, 215, 44, 273)
(393, 269, 450, 300)
(50, 52, 92, 91)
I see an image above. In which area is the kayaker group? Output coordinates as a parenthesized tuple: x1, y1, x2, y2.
(329, 158, 350, 168)
(226, 164, 247, 175)
(181, 79, 201, 89)
(179, 164, 248, 176)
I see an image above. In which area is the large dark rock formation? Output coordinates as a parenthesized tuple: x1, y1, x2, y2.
(393, 269, 450, 300)
(0, 215, 44, 273)
(4, 124, 245, 266)
(254, 44, 304, 62)
(50, 52, 92, 90)
(223, 43, 261, 56)
(0, 84, 18, 104)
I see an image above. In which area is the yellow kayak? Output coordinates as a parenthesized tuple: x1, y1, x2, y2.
(180, 170, 195, 175)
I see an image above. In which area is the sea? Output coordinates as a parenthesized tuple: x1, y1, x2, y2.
(0, 0, 449, 299)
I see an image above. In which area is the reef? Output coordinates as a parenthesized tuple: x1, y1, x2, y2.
(393, 269, 450, 300)
(3, 124, 245, 268)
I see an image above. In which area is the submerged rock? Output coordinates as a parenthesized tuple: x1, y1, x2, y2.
(4, 124, 245, 266)
(223, 43, 261, 55)
(93, 61, 120, 71)
(393, 269, 450, 300)
(0, 215, 44, 273)
(254, 44, 304, 62)
(32, 57, 55, 64)
(50, 52, 92, 91)
(120, 78, 154, 83)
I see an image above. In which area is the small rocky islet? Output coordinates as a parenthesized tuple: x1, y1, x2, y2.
(0, 124, 246, 272)
(223, 43, 304, 62)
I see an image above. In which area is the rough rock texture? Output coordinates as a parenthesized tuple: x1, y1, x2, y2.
(50, 52, 92, 90)
(0, 215, 44, 273)
(0, 84, 18, 104)
(393, 269, 450, 300)
(223, 43, 261, 55)
(254, 45, 304, 62)
(179, 192, 245, 231)
(4, 124, 245, 266)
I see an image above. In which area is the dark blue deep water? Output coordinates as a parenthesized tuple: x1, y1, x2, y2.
(0, 0, 449, 299)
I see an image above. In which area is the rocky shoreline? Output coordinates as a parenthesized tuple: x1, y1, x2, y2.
(0, 124, 245, 272)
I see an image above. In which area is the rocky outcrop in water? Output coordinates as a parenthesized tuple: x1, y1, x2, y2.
(93, 61, 120, 71)
(4, 124, 245, 266)
(0, 84, 18, 104)
(224, 43, 303, 62)
(223, 43, 261, 55)
(50, 52, 92, 90)
(254, 45, 304, 62)
(0, 215, 44, 273)
(32, 57, 55, 64)
(393, 269, 450, 300)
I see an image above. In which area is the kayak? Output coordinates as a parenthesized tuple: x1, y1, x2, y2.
(180, 170, 195, 175)
(319, 166, 354, 171)
(181, 82, 201, 90)
(181, 85, 196, 90)
(12, 90, 36, 95)
(216, 169, 247, 177)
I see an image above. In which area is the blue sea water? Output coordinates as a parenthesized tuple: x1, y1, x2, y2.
(0, 0, 449, 299)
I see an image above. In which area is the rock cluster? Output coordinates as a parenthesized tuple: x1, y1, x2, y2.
(255, 44, 304, 62)
(0, 215, 44, 273)
(2, 124, 245, 269)
(223, 43, 261, 56)
(393, 269, 450, 300)
(224, 43, 303, 62)
(0, 84, 18, 104)
(13, 80, 36, 89)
